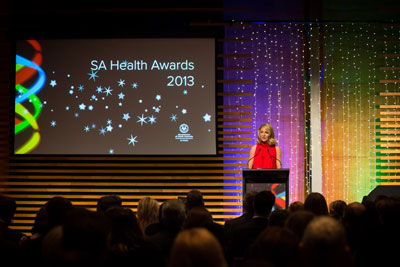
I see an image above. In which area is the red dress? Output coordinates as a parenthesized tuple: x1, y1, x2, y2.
(252, 142, 277, 169)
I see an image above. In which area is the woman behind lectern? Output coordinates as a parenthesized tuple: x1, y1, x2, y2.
(248, 123, 282, 169)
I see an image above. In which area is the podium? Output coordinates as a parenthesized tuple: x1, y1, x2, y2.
(242, 168, 290, 209)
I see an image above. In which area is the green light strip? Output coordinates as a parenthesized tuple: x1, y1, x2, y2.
(15, 84, 42, 134)
(15, 132, 40, 154)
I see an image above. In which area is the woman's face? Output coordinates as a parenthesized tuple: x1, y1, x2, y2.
(259, 126, 270, 143)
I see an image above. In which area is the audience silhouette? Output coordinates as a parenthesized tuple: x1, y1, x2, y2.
(2, 190, 400, 267)
(229, 190, 276, 263)
(146, 199, 186, 266)
(299, 215, 352, 267)
(169, 228, 228, 267)
(0, 195, 25, 264)
(304, 192, 329, 216)
(247, 225, 299, 267)
(329, 200, 347, 222)
(96, 194, 122, 214)
(137, 196, 159, 235)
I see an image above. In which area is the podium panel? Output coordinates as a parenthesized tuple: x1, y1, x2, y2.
(243, 169, 290, 209)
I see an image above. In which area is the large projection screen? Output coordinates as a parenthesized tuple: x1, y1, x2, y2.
(14, 39, 216, 155)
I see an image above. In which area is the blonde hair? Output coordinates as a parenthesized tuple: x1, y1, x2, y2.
(136, 197, 159, 234)
(169, 228, 228, 267)
(257, 123, 278, 145)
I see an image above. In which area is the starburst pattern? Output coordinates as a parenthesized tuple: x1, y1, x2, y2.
(127, 134, 138, 147)
(137, 114, 147, 126)
(88, 70, 99, 81)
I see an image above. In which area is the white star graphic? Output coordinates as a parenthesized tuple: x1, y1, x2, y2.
(50, 80, 57, 87)
(79, 103, 86, 110)
(203, 113, 211, 122)
(148, 115, 156, 124)
(99, 127, 106, 135)
(137, 114, 147, 126)
(118, 92, 125, 99)
(117, 79, 125, 87)
(155, 94, 161, 101)
(104, 86, 113, 96)
(50, 120, 56, 127)
(88, 70, 99, 81)
(127, 134, 138, 147)
(170, 114, 178, 122)
(122, 113, 131, 121)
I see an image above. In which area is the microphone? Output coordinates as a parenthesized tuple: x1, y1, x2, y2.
(267, 148, 282, 166)
(247, 148, 261, 167)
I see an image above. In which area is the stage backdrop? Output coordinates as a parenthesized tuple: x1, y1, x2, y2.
(223, 23, 307, 209)
(320, 23, 400, 203)
(223, 22, 400, 207)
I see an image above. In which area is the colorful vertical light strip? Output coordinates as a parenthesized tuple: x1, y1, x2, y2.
(320, 23, 383, 204)
(15, 40, 45, 154)
(223, 23, 306, 216)
(222, 22, 399, 212)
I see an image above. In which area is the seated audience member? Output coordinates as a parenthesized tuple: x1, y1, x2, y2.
(288, 201, 304, 213)
(268, 209, 290, 227)
(0, 195, 25, 263)
(247, 226, 299, 267)
(96, 194, 122, 213)
(184, 207, 213, 229)
(342, 202, 366, 252)
(299, 216, 353, 267)
(185, 189, 204, 212)
(41, 207, 111, 267)
(144, 202, 164, 236)
(284, 210, 315, 241)
(329, 200, 347, 222)
(104, 206, 159, 267)
(304, 192, 329, 216)
(373, 194, 388, 204)
(375, 196, 400, 230)
(230, 191, 276, 261)
(146, 199, 186, 266)
(224, 191, 257, 241)
(20, 196, 72, 265)
(137, 196, 159, 235)
(341, 202, 374, 267)
(184, 206, 224, 247)
(168, 228, 228, 267)
(373, 196, 400, 266)
(360, 198, 380, 229)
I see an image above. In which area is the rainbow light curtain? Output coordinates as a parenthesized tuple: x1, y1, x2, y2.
(223, 23, 307, 208)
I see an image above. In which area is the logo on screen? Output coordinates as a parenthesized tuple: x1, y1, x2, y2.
(175, 123, 193, 142)
(179, 124, 189, 134)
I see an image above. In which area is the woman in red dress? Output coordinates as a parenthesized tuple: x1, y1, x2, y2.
(248, 123, 281, 169)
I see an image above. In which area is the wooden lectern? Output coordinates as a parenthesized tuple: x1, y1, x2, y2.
(242, 168, 290, 209)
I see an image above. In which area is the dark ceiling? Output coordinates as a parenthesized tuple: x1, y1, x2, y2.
(3, 0, 400, 39)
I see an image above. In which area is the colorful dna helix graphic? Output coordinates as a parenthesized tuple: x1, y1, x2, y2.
(15, 40, 46, 154)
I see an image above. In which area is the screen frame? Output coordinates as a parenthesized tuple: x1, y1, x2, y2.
(11, 37, 218, 156)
